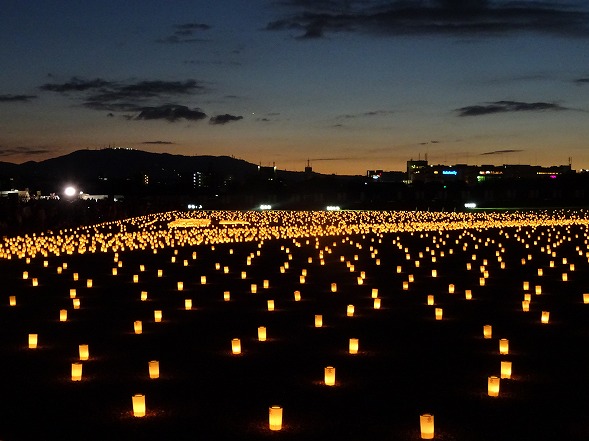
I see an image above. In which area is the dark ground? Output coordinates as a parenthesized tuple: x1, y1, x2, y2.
(1, 225, 589, 440)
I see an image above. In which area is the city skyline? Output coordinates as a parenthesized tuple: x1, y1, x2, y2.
(1, 0, 589, 174)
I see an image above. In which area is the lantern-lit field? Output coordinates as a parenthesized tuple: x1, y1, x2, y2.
(1, 210, 589, 440)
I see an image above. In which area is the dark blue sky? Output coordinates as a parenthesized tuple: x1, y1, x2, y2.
(1, 0, 588, 174)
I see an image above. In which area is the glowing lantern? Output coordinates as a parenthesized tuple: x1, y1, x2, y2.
(200, 276, 206, 285)
(409, 274, 414, 283)
(215, 263, 220, 270)
(112, 268, 118, 276)
(134, 321, 142, 334)
(251, 284, 258, 294)
(465, 290, 472, 300)
(420, 414, 434, 440)
(133, 275, 139, 283)
(70, 289, 76, 298)
(347, 305, 355, 317)
(23, 271, 28, 280)
(331, 283, 337, 292)
(149, 360, 159, 379)
(562, 273, 568, 282)
(397, 266, 402, 273)
(86, 279, 93, 288)
(541, 311, 550, 324)
(499, 338, 509, 355)
(583, 293, 589, 304)
(374, 298, 381, 309)
(349, 338, 359, 354)
(185, 299, 192, 310)
(522, 300, 530, 312)
(231, 338, 241, 354)
(224, 291, 230, 301)
(79, 344, 89, 361)
(488, 376, 500, 397)
(258, 326, 267, 341)
(132, 394, 146, 417)
(269, 406, 283, 431)
(435, 308, 443, 320)
(184, 260, 189, 267)
(466, 263, 472, 270)
(267, 300, 275, 311)
(524, 293, 531, 302)
(32, 278, 38, 287)
(241, 271, 247, 279)
(324, 366, 336, 386)
(501, 361, 512, 379)
(57, 267, 63, 274)
(158, 269, 163, 277)
(73, 298, 80, 309)
(570, 264, 575, 271)
(301, 276, 307, 284)
(448, 284, 455, 294)
(9, 296, 16, 306)
(263, 280, 270, 289)
(141, 291, 148, 301)
(479, 278, 485, 286)
(537, 269, 543, 276)
(177, 281, 184, 291)
(535, 286, 542, 295)
(315, 315, 323, 327)
(483, 325, 492, 339)
(431, 269, 437, 278)
(28, 333, 38, 349)
(403, 281, 409, 290)
(371, 288, 378, 299)
(154, 310, 162, 322)
(71, 363, 82, 381)
(523, 281, 529, 290)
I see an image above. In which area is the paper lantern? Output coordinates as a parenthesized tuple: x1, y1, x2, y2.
(267, 300, 275, 311)
(427, 295, 434, 306)
(149, 360, 159, 379)
(158, 269, 163, 277)
(79, 344, 89, 361)
(371, 288, 378, 299)
(397, 266, 402, 273)
(324, 366, 336, 386)
(331, 283, 337, 292)
(537, 268, 543, 276)
(141, 291, 148, 301)
(483, 325, 492, 339)
(71, 363, 82, 381)
(185, 299, 193, 310)
(200, 276, 207, 285)
(420, 414, 434, 440)
(258, 326, 267, 341)
(374, 298, 381, 309)
(301, 276, 307, 284)
(583, 293, 589, 304)
(132, 394, 146, 417)
(133, 275, 139, 283)
(251, 284, 258, 294)
(499, 338, 509, 355)
(501, 361, 512, 379)
(215, 263, 221, 270)
(435, 308, 443, 320)
(241, 271, 247, 280)
(70, 289, 76, 298)
(465, 290, 472, 300)
(403, 281, 409, 290)
(23, 271, 28, 280)
(524, 293, 531, 302)
(315, 315, 323, 328)
(86, 279, 93, 288)
(479, 278, 485, 286)
(9, 296, 16, 306)
(112, 268, 118, 276)
(466, 263, 472, 270)
(291, 290, 301, 302)
(541, 311, 550, 324)
(408, 274, 414, 283)
(32, 278, 38, 287)
(535, 285, 542, 295)
(73, 273, 79, 281)
(431, 269, 437, 278)
(448, 284, 454, 294)
(177, 281, 184, 291)
(28, 333, 38, 349)
(134, 320, 142, 334)
(73, 298, 80, 309)
(522, 300, 530, 312)
(347, 305, 355, 317)
(349, 338, 359, 354)
(154, 310, 162, 322)
(231, 338, 241, 354)
(269, 406, 283, 431)
(562, 273, 568, 282)
(488, 376, 500, 397)
(523, 281, 529, 290)
(263, 280, 270, 289)
(184, 260, 189, 267)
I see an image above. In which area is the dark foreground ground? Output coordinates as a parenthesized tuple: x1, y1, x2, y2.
(1, 225, 589, 440)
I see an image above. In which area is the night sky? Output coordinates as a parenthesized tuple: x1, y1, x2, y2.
(1, 0, 588, 175)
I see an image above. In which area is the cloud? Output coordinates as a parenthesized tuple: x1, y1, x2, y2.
(456, 100, 567, 116)
(209, 114, 243, 125)
(575, 78, 589, 84)
(0, 94, 38, 102)
(40, 77, 112, 92)
(135, 105, 207, 122)
(481, 149, 524, 155)
(337, 110, 394, 119)
(157, 22, 211, 44)
(0, 146, 53, 157)
(141, 140, 175, 145)
(267, 1, 589, 39)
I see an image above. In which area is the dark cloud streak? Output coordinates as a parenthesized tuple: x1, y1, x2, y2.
(0, 94, 37, 102)
(209, 114, 243, 125)
(456, 100, 566, 116)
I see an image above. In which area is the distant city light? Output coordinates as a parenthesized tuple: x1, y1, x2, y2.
(64, 186, 77, 197)
(464, 202, 477, 209)
(259, 204, 272, 210)
(442, 170, 457, 175)
(326, 206, 341, 211)
(187, 204, 203, 210)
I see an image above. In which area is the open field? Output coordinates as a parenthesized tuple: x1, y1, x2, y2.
(1, 210, 589, 440)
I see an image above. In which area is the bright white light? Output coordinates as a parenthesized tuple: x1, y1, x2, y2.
(64, 186, 76, 197)
(259, 204, 272, 210)
(326, 206, 341, 211)
(464, 202, 477, 209)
